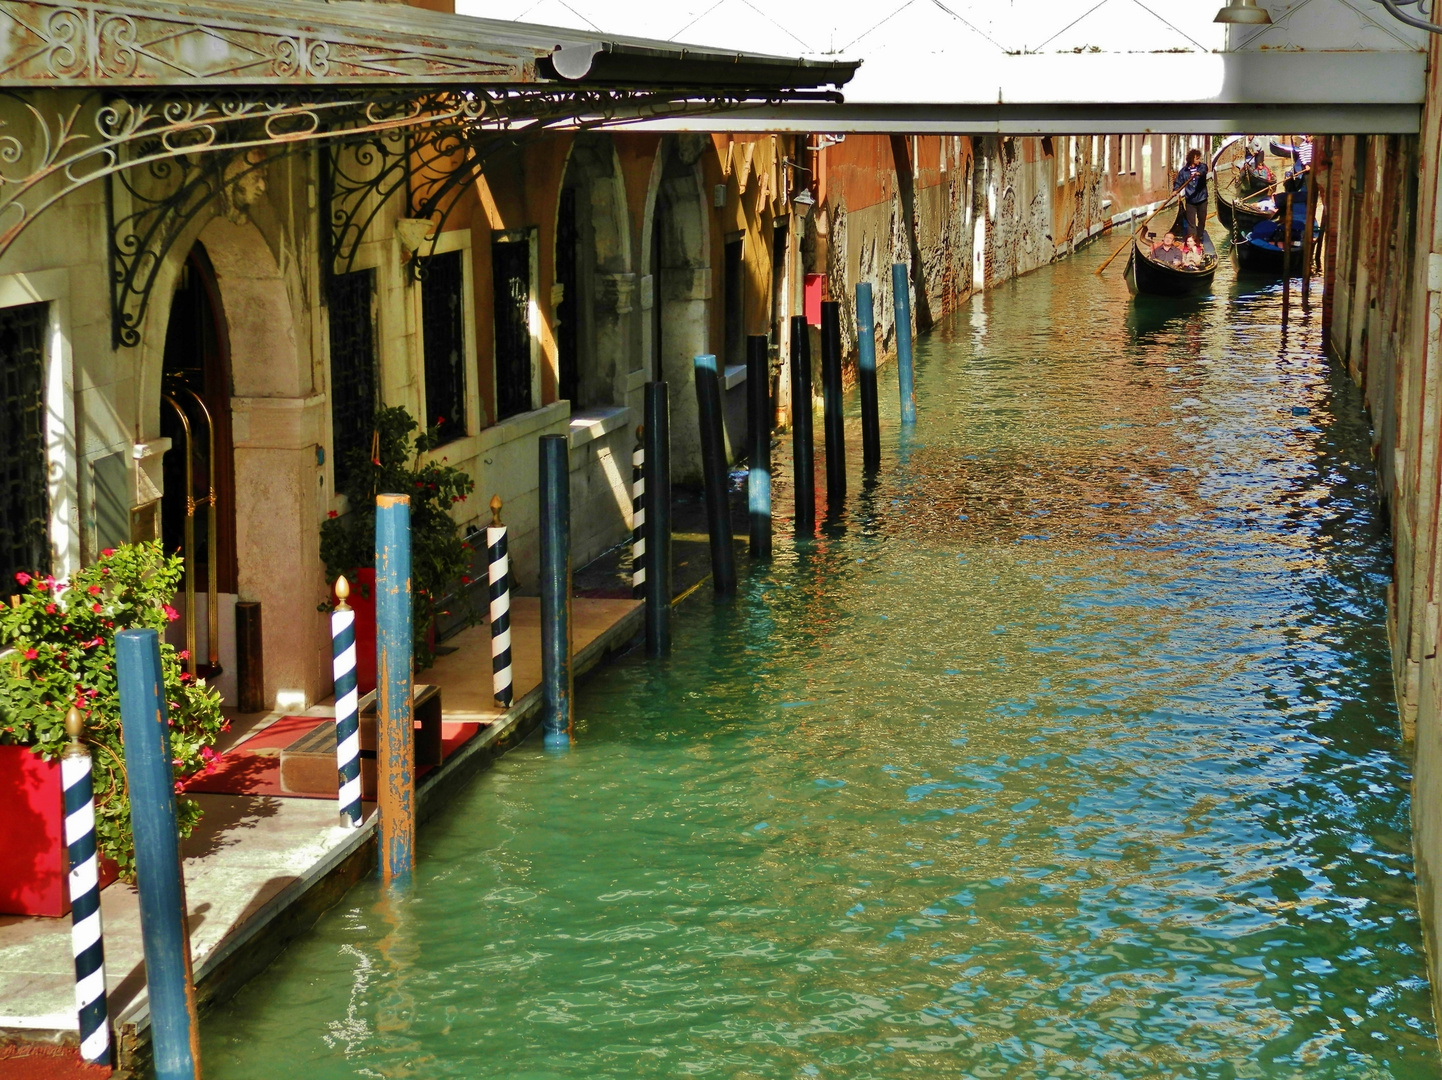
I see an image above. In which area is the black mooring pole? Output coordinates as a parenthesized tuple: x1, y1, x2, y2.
(789, 314, 815, 536)
(693, 354, 736, 597)
(644, 381, 672, 655)
(746, 334, 772, 559)
(819, 300, 846, 508)
(855, 281, 881, 473)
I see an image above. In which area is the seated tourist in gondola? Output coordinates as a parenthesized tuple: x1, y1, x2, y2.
(1150, 232, 1184, 266)
(1240, 145, 1274, 197)
(1180, 235, 1205, 269)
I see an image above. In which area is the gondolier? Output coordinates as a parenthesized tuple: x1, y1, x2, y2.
(1173, 149, 1210, 241)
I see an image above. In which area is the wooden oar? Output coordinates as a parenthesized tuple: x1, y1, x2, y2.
(1095, 190, 1182, 276)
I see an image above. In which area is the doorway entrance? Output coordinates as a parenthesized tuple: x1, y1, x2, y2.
(160, 243, 237, 678)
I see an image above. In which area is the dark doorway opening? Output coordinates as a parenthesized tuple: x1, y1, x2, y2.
(0, 301, 50, 599)
(493, 236, 533, 422)
(724, 236, 744, 370)
(556, 187, 580, 404)
(160, 244, 237, 595)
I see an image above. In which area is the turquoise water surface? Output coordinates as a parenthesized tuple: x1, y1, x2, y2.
(203, 240, 1438, 1078)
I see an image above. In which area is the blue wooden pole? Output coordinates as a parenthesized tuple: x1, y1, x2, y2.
(116, 629, 200, 1080)
(375, 493, 414, 882)
(789, 314, 815, 535)
(892, 263, 917, 425)
(693, 353, 736, 596)
(819, 301, 846, 507)
(539, 433, 573, 746)
(856, 282, 881, 472)
(644, 381, 672, 656)
(746, 334, 772, 559)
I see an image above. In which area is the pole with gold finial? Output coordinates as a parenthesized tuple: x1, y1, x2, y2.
(332, 575, 361, 828)
(486, 496, 513, 708)
(63, 706, 111, 1066)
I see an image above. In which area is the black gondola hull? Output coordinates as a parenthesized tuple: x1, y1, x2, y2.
(1125, 234, 1217, 297)
(1232, 230, 1314, 275)
(1217, 190, 1271, 235)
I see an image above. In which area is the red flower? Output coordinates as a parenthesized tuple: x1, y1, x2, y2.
(101, 548, 115, 557)
(44, 604, 55, 614)
(436, 416, 445, 425)
(179, 672, 193, 683)
(460, 575, 472, 585)
(23, 648, 37, 660)
(327, 510, 339, 519)
(14, 572, 30, 586)
(173, 780, 184, 794)
(87, 585, 101, 595)
(163, 604, 180, 622)
(178, 649, 190, 660)
(91, 603, 102, 614)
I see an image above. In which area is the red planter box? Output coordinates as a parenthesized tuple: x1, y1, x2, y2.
(0, 745, 118, 917)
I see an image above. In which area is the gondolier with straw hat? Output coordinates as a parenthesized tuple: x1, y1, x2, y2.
(1173, 148, 1210, 242)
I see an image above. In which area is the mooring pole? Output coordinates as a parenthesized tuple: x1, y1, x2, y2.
(331, 576, 361, 829)
(487, 496, 513, 708)
(539, 433, 573, 746)
(63, 708, 110, 1068)
(644, 381, 672, 655)
(746, 334, 773, 559)
(856, 282, 881, 473)
(375, 493, 414, 882)
(116, 629, 200, 1080)
(1282, 190, 1294, 324)
(891, 263, 917, 425)
(693, 354, 736, 596)
(630, 427, 646, 599)
(1302, 170, 1318, 304)
(788, 315, 816, 536)
(820, 300, 846, 507)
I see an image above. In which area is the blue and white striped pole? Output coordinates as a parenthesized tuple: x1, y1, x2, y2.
(631, 428, 646, 599)
(331, 576, 361, 828)
(63, 707, 109, 1068)
(487, 495, 513, 709)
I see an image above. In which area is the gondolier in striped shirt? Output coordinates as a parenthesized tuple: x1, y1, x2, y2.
(1172, 149, 1210, 243)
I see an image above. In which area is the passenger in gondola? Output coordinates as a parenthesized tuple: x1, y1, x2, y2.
(1150, 232, 1184, 266)
(1180, 235, 1204, 269)
(1173, 149, 1210, 241)
(1239, 145, 1274, 197)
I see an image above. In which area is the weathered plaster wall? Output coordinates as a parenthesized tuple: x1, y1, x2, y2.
(1321, 116, 1442, 1028)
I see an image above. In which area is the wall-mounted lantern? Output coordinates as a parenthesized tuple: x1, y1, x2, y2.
(792, 189, 815, 220)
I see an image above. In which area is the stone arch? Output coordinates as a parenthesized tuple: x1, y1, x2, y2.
(138, 208, 323, 708)
(555, 133, 635, 409)
(642, 135, 712, 482)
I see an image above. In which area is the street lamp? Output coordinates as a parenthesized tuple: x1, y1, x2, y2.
(1214, 0, 1272, 23)
(792, 188, 815, 220)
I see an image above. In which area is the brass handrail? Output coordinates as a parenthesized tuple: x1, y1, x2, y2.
(173, 385, 220, 675)
(161, 393, 196, 679)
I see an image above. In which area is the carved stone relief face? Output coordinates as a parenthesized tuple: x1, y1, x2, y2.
(221, 149, 268, 225)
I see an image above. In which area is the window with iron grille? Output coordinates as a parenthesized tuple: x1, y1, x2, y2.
(422, 249, 467, 445)
(327, 269, 377, 491)
(0, 302, 50, 597)
(493, 237, 532, 422)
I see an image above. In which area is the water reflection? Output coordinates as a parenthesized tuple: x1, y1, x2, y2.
(203, 231, 1436, 1079)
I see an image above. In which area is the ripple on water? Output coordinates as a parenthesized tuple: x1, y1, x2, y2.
(203, 245, 1436, 1079)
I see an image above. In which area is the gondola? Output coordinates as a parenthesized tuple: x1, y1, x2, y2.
(1231, 195, 1314, 276)
(1216, 186, 1274, 235)
(1124, 229, 1218, 297)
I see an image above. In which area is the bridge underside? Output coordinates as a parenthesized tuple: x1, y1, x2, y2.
(631, 52, 1425, 135)
(631, 102, 1419, 136)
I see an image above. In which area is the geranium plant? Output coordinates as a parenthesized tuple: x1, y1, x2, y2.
(0, 542, 225, 880)
(320, 404, 476, 668)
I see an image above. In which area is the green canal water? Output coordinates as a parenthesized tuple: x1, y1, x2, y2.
(204, 240, 1438, 1078)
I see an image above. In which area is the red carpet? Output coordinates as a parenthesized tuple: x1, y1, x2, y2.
(183, 716, 485, 799)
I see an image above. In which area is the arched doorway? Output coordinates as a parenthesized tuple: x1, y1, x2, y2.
(160, 243, 237, 682)
(648, 135, 711, 482)
(555, 134, 634, 410)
